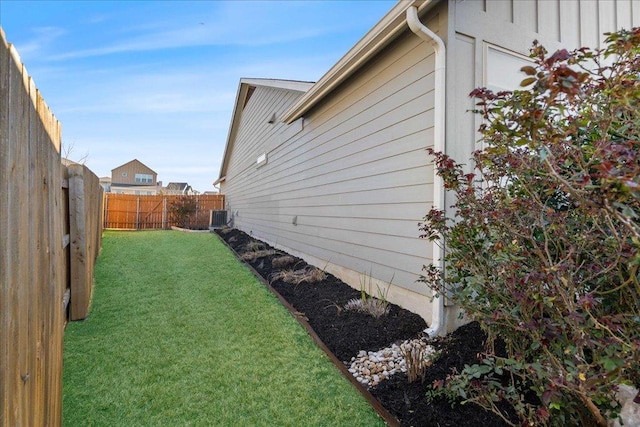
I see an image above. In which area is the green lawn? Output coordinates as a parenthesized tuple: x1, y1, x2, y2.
(63, 230, 384, 426)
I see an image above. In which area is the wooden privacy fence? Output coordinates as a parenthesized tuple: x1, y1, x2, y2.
(67, 163, 104, 320)
(103, 193, 225, 229)
(1, 29, 103, 426)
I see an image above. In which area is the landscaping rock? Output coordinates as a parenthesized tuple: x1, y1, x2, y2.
(609, 385, 640, 427)
(347, 339, 437, 388)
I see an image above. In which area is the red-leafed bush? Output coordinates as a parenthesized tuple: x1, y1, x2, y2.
(420, 29, 640, 426)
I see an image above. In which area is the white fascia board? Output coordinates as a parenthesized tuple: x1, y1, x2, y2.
(217, 81, 249, 180)
(240, 78, 315, 93)
(216, 78, 315, 181)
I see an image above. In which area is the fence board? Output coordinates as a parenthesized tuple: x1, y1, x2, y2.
(0, 29, 9, 422)
(69, 163, 103, 320)
(1, 29, 103, 425)
(28, 79, 42, 426)
(44, 98, 65, 423)
(8, 42, 32, 426)
(103, 194, 225, 229)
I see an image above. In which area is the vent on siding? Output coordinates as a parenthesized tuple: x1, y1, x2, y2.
(256, 153, 267, 167)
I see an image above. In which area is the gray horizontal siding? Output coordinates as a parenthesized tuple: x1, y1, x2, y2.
(224, 27, 438, 295)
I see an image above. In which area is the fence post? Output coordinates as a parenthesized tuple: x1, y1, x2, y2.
(68, 164, 89, 320)
(136, 197, 140, 230)
(195, 195, 199, 226)
(103, 193, 108, 229)
(162, 197, 167, 229)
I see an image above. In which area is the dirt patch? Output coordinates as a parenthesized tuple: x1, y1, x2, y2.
(215, 228, 513, 426)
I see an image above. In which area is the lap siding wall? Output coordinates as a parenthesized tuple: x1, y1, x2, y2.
(223, 24, 441, 297)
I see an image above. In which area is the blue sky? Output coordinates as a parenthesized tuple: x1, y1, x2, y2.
(0, 0, 396, 192)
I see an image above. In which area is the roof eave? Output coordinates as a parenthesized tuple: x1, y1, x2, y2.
(216, 82, 250, 181)
(281, 0, 439, 124)
(216, 79, 314, 181)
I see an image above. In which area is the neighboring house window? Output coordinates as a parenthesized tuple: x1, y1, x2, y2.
(122, 172, 127, 177)
(135, 173, 153, 183)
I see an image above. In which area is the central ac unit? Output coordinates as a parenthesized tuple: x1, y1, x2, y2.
(209, 210, 227, 229)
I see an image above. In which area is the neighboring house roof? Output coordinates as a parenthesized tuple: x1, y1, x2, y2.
(111, 158, 157, 175)
(166, 182, 189, 191)
(281, 0, 440, 124)
(216, 78, 315, 185)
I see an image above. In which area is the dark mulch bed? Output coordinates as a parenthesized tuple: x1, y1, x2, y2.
(215, 228, 514, 426)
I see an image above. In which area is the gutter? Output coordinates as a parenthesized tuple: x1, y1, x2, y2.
(406, 4, 446, 337)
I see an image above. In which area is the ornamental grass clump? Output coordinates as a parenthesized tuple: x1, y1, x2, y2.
(240, 249, 277, 261)
(272, 255, 296, 268)
(244, 241, 265, 252)
(420, 29, 640, 427)
(344, 271, 391, 318)
(343, 297, 389, 318)
(270, 267, 326, 285)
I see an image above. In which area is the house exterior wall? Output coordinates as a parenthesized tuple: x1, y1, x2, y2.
(111, 160, 157, 186)
(223, 7, 448, 319)
(438, 0, 639, 325)
(220, 0, 638, 326)
(445, 0, 640, 176)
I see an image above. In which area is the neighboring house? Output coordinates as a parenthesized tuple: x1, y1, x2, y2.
(215, 0, 640, 335)
(164, 182, 195, 195)
(99, 177, 111, 193)
(110, 159, 160, 195)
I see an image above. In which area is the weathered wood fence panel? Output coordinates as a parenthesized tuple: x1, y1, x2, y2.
(103, 193, 225, 229)
(0, 30, 65, 426)
(0, 28, 104, 425)
(68, 164, 103, 320)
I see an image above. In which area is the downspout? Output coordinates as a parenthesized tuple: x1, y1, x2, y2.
(406, 5, 446, 337)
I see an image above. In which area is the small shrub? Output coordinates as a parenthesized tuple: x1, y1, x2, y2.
(167, 196, 197, 228)
(401, 340, 438, 383)
(420, 29, 640, 427)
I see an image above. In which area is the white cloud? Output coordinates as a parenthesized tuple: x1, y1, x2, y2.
(3, 0, 396, 193)
(45, 1, 380, 61)
(13, 26, 66, 56)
